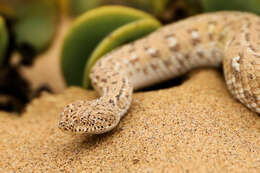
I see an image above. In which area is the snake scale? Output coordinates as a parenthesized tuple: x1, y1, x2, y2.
(59, 11, 260, 135)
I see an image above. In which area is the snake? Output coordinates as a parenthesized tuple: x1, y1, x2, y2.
(59, 11, 260, 135)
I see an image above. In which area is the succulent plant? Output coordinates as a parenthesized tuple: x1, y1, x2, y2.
(13, 1, 59, 61)
(0, 0, 59, 65)
(66, 0, 170, 16)
(67, 0, 102, 16)
(61, 6, 161, 87)
(122, 0, 170, 16)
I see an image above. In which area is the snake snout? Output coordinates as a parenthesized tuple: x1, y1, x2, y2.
(58, 100, 120, 135)
(58, 100, 88, 134)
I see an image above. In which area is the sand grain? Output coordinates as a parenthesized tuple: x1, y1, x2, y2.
(0, 69, 259, 172)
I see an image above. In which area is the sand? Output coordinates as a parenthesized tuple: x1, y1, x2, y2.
(0, 69, 260, 172)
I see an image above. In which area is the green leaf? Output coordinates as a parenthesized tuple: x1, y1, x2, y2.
(13, 0, 58, 53)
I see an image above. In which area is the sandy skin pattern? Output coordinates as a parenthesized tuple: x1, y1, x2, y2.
(59, 11, 260, 135)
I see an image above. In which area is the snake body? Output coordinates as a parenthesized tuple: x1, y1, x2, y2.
(59, 12, 260, 135)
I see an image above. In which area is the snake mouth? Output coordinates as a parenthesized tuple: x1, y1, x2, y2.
(58, 122, 88, 135)
(58, 121, 74, 135)
(58, 118, 120, 135)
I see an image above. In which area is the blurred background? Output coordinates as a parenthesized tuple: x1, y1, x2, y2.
(0, 0, 259, 113)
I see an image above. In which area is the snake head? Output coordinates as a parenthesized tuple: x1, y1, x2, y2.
(58, 100, 120, 135)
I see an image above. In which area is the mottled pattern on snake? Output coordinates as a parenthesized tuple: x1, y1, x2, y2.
(59, 11, 260, 135)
